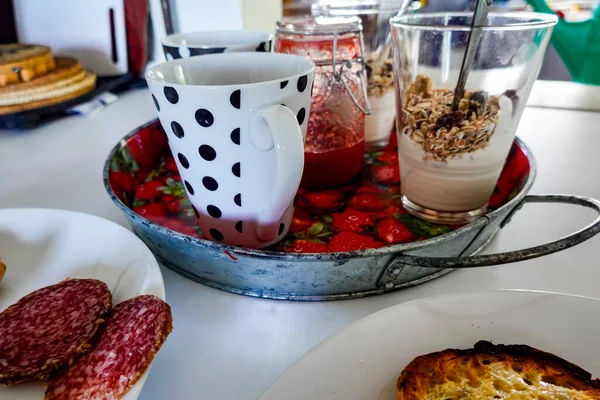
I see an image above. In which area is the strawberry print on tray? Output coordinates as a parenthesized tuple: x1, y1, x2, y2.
(107, 121, 530, 253)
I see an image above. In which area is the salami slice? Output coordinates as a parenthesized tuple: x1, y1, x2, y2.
(0, 278, 112, 385)
(46, 295, 173, 400)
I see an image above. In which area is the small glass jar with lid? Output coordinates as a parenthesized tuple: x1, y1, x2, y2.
(312, 0, 419, 151)
(275, 15, 371, 188)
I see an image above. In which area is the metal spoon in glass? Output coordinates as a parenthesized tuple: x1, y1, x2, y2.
(450, 0, 493, 111)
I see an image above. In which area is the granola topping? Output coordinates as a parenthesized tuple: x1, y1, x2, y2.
(401, 75, 500, 162)
(365, 53, 394, 98)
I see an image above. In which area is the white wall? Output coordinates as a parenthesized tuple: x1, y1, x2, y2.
(241, 0, 282, 33)
(173, 0, 244, 32)
(147, 0, 280, 67)
(171, 0, 281, 33)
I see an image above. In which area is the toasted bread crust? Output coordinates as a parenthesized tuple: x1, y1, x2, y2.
(397, 340, 600, 399)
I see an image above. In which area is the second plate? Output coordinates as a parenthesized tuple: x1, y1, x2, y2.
(261, 290, 600, 399)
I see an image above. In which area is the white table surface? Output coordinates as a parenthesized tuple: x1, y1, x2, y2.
(1, 81, 600, 400)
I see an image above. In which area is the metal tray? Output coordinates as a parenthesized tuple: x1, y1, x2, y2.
(103, 120, 600, 301)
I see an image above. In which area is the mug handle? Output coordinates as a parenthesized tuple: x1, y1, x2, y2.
(252, 104, 305, 241)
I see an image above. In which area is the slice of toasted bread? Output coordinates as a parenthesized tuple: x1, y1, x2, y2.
(397, 340, 600, 399)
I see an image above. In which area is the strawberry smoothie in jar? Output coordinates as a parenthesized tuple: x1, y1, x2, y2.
(275, 16, 371, 188)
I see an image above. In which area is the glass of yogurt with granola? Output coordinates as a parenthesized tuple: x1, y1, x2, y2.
(312, 0, 420, 151)
(390, 12, 557, 224)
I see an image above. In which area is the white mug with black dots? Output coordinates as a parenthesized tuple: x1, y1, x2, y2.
(161, 30, 272, 61)
(146, 52, 315, 248)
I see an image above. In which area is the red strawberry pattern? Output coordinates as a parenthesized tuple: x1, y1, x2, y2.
(377, 217, 417, 244)
(376, 151, 398, 165)
(296, 190, 346, 211)
(108, 121, 530, 253)
(374, 204, 406, 219)
(355, 182, 385, 194)
(127, 124, 168, 170)
(133, 203, 169, 224)
(163, 157, 179, 173)
(286, 239, 330, 253)
(348, 192, 391, 211)
(331, 208, 373, 233)
(290, 209, 319, 234)
(329, 231, 384, 252)
(371, 164, 400, 185)
(135, 179, 166, 201)
(163, 219, 198, 236)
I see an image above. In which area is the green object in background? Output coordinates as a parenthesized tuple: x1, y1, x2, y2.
(527, 0, 600, 85)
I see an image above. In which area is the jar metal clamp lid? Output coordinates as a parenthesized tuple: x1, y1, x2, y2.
(276, 16, 372, 115)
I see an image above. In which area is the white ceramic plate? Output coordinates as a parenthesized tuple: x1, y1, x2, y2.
(0, 208, 165, 400)
(261, 290, 600, 400)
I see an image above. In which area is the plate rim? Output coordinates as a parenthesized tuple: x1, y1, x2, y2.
(0, 207, 166, 300)
(0, 207, 166, 400)
(260, 289, 600, 399)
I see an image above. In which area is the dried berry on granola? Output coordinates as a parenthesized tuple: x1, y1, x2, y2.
(401, 75, 500, 162)
(435, 110, 464, 129)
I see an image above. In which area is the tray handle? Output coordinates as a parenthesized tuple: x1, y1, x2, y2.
(378, 194, 600, 289)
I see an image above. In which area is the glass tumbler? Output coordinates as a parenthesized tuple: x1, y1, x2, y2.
(390, 12, 557, 224)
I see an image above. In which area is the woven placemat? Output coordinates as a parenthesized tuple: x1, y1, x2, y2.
(0, 72, 96, 115)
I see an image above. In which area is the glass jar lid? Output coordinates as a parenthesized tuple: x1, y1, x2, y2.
(312, 0, 384, 16)
(311, 0, 419, 16)
(276, 15, 363, 36)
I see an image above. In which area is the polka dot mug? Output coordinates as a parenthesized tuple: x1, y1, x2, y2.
(161, 30, 272, 61)
(146, 52, 315, 248)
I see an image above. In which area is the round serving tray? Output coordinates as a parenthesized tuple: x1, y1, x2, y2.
(103, 119, 600, 301)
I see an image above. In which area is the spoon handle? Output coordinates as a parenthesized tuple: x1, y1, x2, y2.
(451, 0, 492, 111)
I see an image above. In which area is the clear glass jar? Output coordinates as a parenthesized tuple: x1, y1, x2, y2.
(312, 0, 420, 151)
(275, 15, 370, 188)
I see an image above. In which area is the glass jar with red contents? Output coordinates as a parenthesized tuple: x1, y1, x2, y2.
(275, 16, 371, 188)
